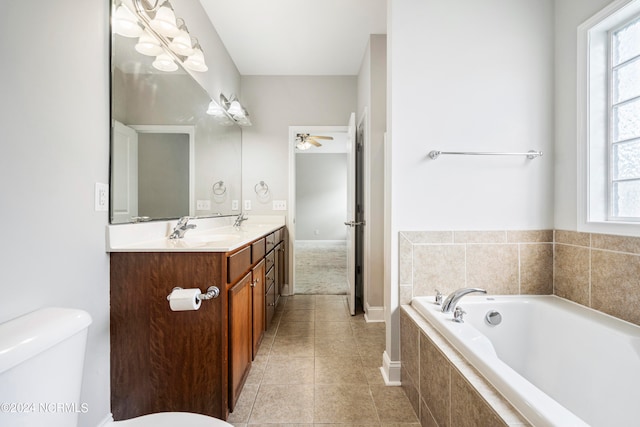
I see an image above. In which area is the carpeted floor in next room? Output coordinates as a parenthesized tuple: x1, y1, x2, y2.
(294, 241, 347, 295)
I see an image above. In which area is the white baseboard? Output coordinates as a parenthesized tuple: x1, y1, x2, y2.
(380, 350, 402, 386)
(96, 413, 114, 427)
(364, 304, 384, 323)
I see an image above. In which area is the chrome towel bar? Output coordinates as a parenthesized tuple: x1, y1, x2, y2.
(428, 150, 543, 160)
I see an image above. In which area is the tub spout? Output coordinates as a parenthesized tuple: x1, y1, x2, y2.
(441, 288, 487, 313)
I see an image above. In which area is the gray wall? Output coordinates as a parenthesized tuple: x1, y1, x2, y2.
(295, 153, 348, 240)
(0, 0, 240, 425)
(0, 1, 111, 425)
(240, 76, 358, 213)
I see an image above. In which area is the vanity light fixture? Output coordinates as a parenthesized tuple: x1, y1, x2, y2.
(113, 3, 143, 37)
(219, 94, 252, 126)
(149, 0, 179, 37)
(168, 19, 193, 56)
(135, 30, 163, 56)
(152, 52, 178, 72)
(114, 0, 209, 73)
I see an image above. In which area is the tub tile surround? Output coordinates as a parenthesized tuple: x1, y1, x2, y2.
(400, 228, 640, 427)
(399, 230, 554, 304)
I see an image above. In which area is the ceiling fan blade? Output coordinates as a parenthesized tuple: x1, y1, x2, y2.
(307, 137, 322, 147)
(309, 135, 333, 140)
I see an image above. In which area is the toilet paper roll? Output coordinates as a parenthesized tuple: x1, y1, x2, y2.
(169, 288, 202, 311)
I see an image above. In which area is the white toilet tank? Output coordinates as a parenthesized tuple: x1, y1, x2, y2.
(0, 307, 92, 427)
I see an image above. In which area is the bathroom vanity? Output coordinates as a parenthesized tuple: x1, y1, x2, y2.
(108, 218, 286, 420)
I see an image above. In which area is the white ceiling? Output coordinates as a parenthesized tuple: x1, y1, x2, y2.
(198, 0, 387, 76)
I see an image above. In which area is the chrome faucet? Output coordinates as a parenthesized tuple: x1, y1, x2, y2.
(441, 288, 487, 313)
(233, 212, 248, 228)
(169, 216, 196, 239)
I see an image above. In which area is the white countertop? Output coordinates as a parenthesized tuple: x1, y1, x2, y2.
(106, 215, 285, 253)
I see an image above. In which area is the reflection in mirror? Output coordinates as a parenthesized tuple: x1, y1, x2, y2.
(110, 21, 242, 224)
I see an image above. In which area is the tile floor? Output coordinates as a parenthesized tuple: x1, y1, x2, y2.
(294, 242, 347, 295)
(228, 294, 420, 427)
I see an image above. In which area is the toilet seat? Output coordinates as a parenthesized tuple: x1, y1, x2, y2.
(109, 412, 233, 427)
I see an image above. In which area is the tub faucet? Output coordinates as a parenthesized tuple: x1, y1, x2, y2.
(169, 216, 196, 239)
(441, 288, 487, 313)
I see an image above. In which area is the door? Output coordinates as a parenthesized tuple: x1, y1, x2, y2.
(344, 113, 357, 315)
(111, 121, 138, 223)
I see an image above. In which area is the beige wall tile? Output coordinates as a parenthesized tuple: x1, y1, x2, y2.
(450, 369, 508, 427)
(401, 310, 420, 385)
(420, 332, 451, 427)
(400, 285, 414, 305)
(507, 230, 553, 243)
(420, 398, 439, 427)
(591, 233, 640, 255)
(591, 250, 640, 326)
(400, 234, 414, 285)
(554, 244, 590, 306)
(401, 231, 454, 244)
(520, 244, 553, 295)
(555, 229, 590, 246)
(466, 244, 519, 294)
(454, 231, 507, 244)
(413, 245, 466, 297)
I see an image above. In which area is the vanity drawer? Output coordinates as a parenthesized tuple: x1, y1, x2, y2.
(265, 232, 277, 252)
(265, 249, 275, 272)
(228, 246, 251, 284)
(251, 238, 266, 264)
(265, 265, 275, 290)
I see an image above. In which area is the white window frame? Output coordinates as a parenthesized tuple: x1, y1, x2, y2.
(578, 0, 640, 236)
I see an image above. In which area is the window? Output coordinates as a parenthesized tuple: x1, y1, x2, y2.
(609, 15, 640, 219)
(578, 0, 640, 235)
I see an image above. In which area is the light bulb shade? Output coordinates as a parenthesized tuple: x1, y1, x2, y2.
(135, 31, 163, 56)
(206, 101, 226, 116)
(150, 3, 179, 37)
(169, 28, 194, 56)
(152, 53, 178, 72)
(227, 100, 245, 118)
(184, 48, 208, 72)
(113, 5, 142, 37)
(296, 141, 311, 150)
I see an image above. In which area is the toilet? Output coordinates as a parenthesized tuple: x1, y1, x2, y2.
(0, 307, 231, 427)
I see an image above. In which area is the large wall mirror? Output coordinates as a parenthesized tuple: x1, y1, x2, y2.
(110, 22, 242, 224)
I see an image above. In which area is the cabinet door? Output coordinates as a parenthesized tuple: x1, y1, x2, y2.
(228, 272, 252, 411)
(251, 259, 266, 359)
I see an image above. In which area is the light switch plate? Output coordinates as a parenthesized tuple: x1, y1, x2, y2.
(231, 200, 239, 211)
(95, 183, 108, 212)
(244, 200, 252, 210)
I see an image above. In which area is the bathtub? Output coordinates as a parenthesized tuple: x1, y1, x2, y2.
(411, 295, 640, 427)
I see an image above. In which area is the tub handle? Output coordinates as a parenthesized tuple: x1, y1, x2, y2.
(453, 306, 466, 323)
(435, 289, 443, 306)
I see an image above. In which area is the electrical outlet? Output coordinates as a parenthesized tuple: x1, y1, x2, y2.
(231, 200, 239, 211)
(244, 200, 252, 211)
(95, 183, 108, 212)
(196, 200, 211, 210)
(272, 200, 287, 210)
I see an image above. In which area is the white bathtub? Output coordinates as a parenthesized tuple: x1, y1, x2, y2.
(411, 295, 640, 427)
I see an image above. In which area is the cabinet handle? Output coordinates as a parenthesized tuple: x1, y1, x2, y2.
(251, 279, 259, 287)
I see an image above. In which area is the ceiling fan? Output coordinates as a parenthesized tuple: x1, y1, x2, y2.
(295, 133, 333, 150)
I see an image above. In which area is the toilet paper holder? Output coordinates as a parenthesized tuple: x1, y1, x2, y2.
(166, 286, 220, 301)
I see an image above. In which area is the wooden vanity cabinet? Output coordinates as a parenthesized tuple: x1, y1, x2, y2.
(110, 226, 287, 420)
(110, 252, 228, 420)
